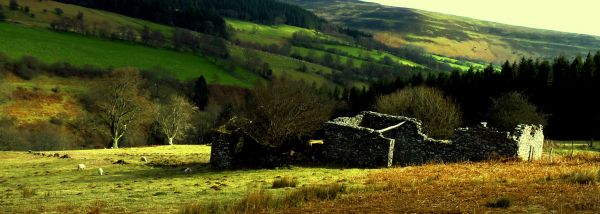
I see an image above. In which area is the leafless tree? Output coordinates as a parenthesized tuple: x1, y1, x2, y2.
(91, 68, 154, 149)
(156, 95, 198, 145)
(236, 79, 334, 148)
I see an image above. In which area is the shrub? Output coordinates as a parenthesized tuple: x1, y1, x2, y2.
(487, 92, 547, 131)
(375, 86, 462, 139)
(13, 56, 43, 80)
(54, 8, 63, 16)
(272, 176, 298, 189)
(486, 196, 513, 208)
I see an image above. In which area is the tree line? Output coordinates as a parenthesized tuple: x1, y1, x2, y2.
(344, 51, 600, 139)
(55, 0, 325, 38)
(47, 10, 229, 59)
(0, 53, 217, 150)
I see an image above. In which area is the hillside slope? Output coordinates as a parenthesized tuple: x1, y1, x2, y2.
(0, 0, 343, 87)
(0, 22, 257, 85)
(285, 0, 600, 63)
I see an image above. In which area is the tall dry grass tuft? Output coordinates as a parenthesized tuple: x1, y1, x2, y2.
(180, 184, 346, 213)
(272, 176, 298, 189)
(560, 169, 600, 184)
(232, 189, 274, 213)
(282, 183, 345, 207)
(180, 189, 275, 214)
(20, 186, 37, 198)
(179, 203, 204, 214)
(88, 200, 103, 214)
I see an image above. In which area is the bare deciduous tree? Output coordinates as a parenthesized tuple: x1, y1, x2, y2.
(156, 95, 197, 145)
(237, 79, 334, 148)
(91, 68, 153, 149)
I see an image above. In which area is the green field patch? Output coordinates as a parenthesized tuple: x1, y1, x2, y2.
(227, 19, 306, 46)
(291, 46, 365, 67)
(322, 44, 421, 67)
(0, 22, 256, 86)
(551, 141, 600, 155)
(229, 46, 337, 87)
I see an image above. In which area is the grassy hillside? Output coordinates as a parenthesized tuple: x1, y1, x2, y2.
(1, 0, 482, 93)
(0, 0, 171, 34)
(0, 74, 88, 125)
(0, 145, 598, 213)
(0, 0, 352, 87)
(0, 22, 258, 86)
(227, 17, 423, 69)
(285, 0, 600, 63)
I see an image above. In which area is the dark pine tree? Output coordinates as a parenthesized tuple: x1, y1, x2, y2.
(193, 76, 209, 110)
(0, 5, 5, 21)
(9, 0, 18, 10)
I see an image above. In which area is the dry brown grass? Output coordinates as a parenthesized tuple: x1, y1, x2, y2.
(180, 184, 346, 214)
(272, 176, 298, 189)
(286, 155, 600, 213)
(2, 83, 82, 124)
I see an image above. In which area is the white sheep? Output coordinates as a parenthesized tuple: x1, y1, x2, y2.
(77, 164, 86, 171)
(141, 156, 148, 162)
(98, 168, 104, 176)
(184, 168, 192, 174)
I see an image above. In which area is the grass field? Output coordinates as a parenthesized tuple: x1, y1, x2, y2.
(227, 19, 343, 46)
(549, 140, 600, 155)
(291, 46, 364, 67)
(432, 54, 489, 71)
(0, 142, 598, 213)
(1, 0, 171, 34)
(229, 46, 337, 87)
(0, 145, 377, 213)
(322, 44, 422, 67)
(0, 22, 257, 86)
(227, 19, 309, 46)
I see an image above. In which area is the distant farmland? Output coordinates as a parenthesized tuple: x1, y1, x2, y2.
(0, 22, 257, 86)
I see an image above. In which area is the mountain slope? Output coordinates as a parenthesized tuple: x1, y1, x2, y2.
(284, 0, 600, 63)
(0, 0, 339, 87)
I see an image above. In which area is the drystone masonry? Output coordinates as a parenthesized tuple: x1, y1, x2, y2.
(210, 124, 293, 169)
(210, 129, 238, 170)
(322, 114, 395, 167)
(323, 111, 544, 167)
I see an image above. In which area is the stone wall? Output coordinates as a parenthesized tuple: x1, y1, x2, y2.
(322, 111, 545, 167)
(451, 126, 518, 162)
(322, 115, 395, 167)
(209, 130, 239, 170)
(210, 126, 291, 169)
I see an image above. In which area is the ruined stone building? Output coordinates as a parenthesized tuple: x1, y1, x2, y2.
(322, 111, 544, 167)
